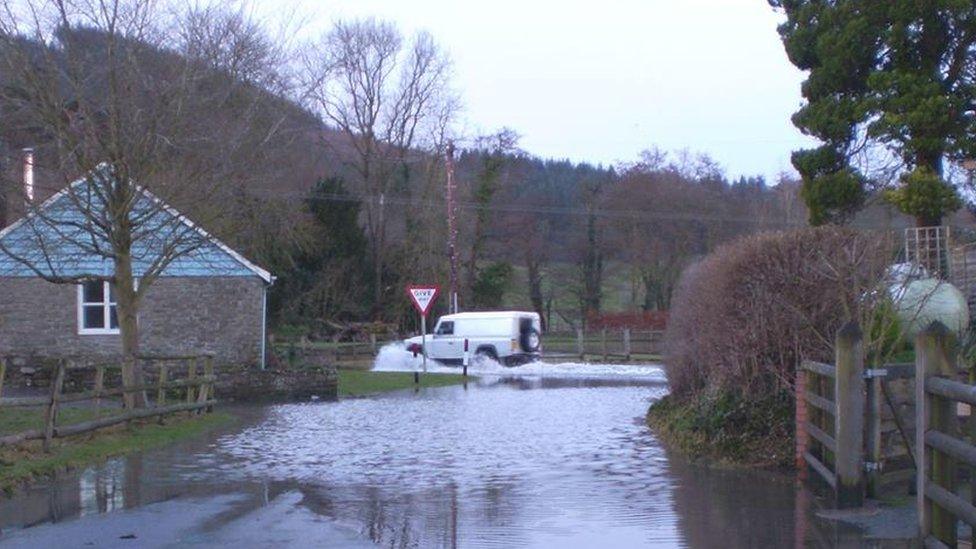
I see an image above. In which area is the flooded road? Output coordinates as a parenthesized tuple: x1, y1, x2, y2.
(0, 355, 887, 548)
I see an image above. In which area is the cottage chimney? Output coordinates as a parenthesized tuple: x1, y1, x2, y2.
(22, 148, 34, 203)
(0, 146, 6, 228)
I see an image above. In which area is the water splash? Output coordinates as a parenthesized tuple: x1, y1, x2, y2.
(372, 342, 666, 381)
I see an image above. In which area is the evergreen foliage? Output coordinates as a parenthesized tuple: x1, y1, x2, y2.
(883, 167, 962, 225)
(471, 262, 513, 309)
(770, 1, 976, 225)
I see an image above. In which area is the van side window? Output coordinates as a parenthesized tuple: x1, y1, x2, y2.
(436, 321, 454, 335)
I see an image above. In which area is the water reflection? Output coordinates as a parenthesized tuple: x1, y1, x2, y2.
(0, 369, 893, 547)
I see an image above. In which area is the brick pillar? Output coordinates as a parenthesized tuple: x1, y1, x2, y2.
(795, 368, 808, 481)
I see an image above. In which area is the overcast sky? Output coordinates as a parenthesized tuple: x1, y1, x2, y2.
(267, 0, 817, 182)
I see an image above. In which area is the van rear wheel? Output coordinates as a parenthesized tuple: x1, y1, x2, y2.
(475, 346, 498, 364)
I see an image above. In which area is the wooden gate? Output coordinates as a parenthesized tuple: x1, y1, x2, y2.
(798, 323, 919, 507)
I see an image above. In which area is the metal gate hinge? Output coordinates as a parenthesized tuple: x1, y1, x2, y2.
(864, 461, 881, 472)
(864, 369, 888, 379)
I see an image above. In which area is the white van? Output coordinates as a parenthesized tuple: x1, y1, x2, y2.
(404, 311, 542, 366)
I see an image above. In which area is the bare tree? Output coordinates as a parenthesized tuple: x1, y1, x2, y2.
(0, 0, 291, 407)
(606, 167, 707, 311)
(301, 18, 458, 317)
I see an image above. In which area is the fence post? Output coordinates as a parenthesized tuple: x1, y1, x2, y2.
(576, 328, 584, 360)
(43, 360, 67, 453)
(795, 366, 809, 481)
(834, 322, 865, 509)
(186, 358, 197, 406)
(0, 357, 6, 398)
(602, 329, 608, 362)
(157, 363, 168, 406)
(200, 355, 214, 411)
(93, 364, 105, 414)
(916, 321, 957, 544)
(206, 355, 215, 413)
(865, 370, 882, 499)
(370, 333, 377, 355)
(623, 329, 631, 361)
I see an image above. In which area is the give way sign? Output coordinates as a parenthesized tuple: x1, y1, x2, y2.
(406, 285, 440, 317)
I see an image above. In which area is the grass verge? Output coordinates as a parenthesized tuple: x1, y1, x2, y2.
(0, 411, 232, 494)
(338, 370, 470, 397)
(646, 390, 794, 468)
(0, 407, 122, 436)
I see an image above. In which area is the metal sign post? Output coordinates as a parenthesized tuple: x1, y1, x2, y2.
(421, 314, 427, 372)
(406, 285, 441, 375)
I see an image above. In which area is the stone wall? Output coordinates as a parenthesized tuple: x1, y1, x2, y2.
(0, 276, 266, 367)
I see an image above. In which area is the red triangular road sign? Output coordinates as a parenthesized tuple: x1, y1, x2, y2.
(406, 285, 440, 316)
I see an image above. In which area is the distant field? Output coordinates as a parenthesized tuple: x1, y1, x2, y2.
(502, 261, 647, 330)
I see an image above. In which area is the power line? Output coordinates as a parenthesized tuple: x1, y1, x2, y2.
(276, 189, 808, 227)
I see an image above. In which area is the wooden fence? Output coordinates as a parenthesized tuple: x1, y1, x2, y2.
(544, 329, 664, 362)
(0, 354, 217, 451)
(916, 322, 976, 548)
(277, 330, 663, 365)
(279, 334, 400, 367)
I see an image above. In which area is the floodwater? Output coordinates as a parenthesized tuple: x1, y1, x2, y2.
(0, 347, 901, 548)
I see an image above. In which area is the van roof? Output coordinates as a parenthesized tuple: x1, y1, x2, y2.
(439, 311, 539, 321)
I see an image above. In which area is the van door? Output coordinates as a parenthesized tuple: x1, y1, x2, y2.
(430, 320, 461, 361)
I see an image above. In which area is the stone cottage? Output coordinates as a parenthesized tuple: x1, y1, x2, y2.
(0, 167, 274, 368)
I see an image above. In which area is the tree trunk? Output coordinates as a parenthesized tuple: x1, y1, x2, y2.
(527, 257, 546, 331)
(372, 193, 384, 319)
(115, 253, 147, 409)
(581, 211, 603, 316)
(916, 148, 945, 228)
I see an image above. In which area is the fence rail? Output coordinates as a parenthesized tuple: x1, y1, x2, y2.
(0, 355, 217, 451)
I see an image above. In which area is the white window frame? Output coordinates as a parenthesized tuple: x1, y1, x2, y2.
(77, 280, 120, 335)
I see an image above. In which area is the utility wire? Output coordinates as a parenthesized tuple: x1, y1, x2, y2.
(271, 190, 810, 228)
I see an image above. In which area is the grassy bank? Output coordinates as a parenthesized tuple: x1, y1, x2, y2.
(338, 370, 470, 397)
(646, 390, 794, 468)
(0, 406, 126, 436)
(0, 411, 232, 493)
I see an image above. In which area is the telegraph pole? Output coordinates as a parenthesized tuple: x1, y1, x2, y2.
(446, 141, 459, 313)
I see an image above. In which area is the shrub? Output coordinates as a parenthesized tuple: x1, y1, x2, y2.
(664, 226, 894, 400)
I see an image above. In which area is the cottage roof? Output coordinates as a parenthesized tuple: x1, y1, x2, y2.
(0, 169, 273, 284)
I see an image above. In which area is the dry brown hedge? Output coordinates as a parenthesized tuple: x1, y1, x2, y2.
(664, 226, 893, 400)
